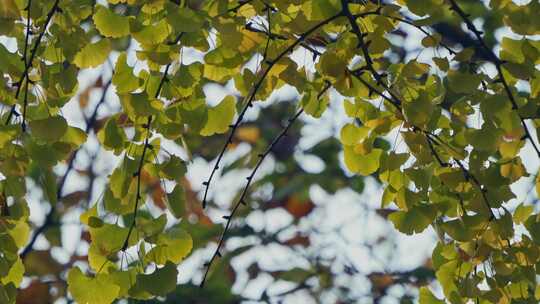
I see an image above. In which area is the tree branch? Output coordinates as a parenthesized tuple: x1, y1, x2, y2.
(447, 0, 540, 158)
(21, 79, 112, 258)
(200, 12, 343, 208)
(6, 0, 61, 130)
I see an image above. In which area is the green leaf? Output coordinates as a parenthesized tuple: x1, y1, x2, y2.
(200, 96, 236, 136)
(0, 0, 20, 20)
(29, 116, 68, 142)
(131, 262, 178, 297)
(440, 219, 475, 242)
(403, 93, 435, 128)
(166, 7, 205, 33)
(90, 223, 132, 255)
(61, 126, 88, 146)
(159, 155, 187, 181)
(0, 258, 24, 288)
(67, 267, 120, 304)
(93, 5, 131, 38)
(513, 203, 534, 224)
(305, 0, 340, 20)
(166, 184, 185, 218)
(388, 204, 437, 235)
(130, 18, 170, 45)
(447, 71, 482, 94)
(112, 53, 140, 94)
(340, 123, 369, 146)
(74, 39, 111, 68)
(525, 215, 540, 245)
(97, 116, 127, 154)
(343, 147, 382, 176)
(302, 90, 329, 118)
(419, 286, 445, 304)
(137, 214, 167, 239)
(0, 283, 16, 304)
(108, 269, 137, 298)
(119, 92, 161, 118)
(146, 225, 192, 265)
(0, 125, 19, 148)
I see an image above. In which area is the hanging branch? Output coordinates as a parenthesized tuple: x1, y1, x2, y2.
(341, 0, 502, 221)
(200, 12, 344, 208)
(424, 131, 496, 220)
(351, 68, 498, 220)
(5, 0, 61, 130)
(122, 115, 153, 251)
(21, 79, 112, 258)
(199, 87, 331, 287)
(121, 56, 175, 251)
(21, 0, 32, 66)
(343, 0, 500, 222)
(447, 0, 540, 158)
(384, 15, 457, 55)
(342, 1, 406, 110)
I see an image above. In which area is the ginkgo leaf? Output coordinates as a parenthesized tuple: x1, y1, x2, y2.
(388, 204, 437, 235)
(1, 258, 24, 288)
(93, 5, 131, 38)
(120, 92, 161, 118)
(447, 71, 482, 94)
(340, 123, 369, 146)
(112, 53, 140, 93)
(302, 90, 329, 118)
(108, 269, 137, 298)
(29, 116, 68, 142)
(97, 117, 127, 153)
(3, 0, 540, 302)
(0, 0, 20, 20)
(514, 203, 534, 224)
(61, 126, 88, 146)
(166, 184, 185, 218)
(159, 155, 187, 181)
(403, 94, 434, 128)
(0, 125, 19, 148)
(8, 220, 29, 248)
(305, 0, 340, 20)
(419, 286, 445, 304)
(166, 7, 205, 32)
(67, 267, 120, 304)
(200, 96, 236, 136)
(73, 39, 111, 68)
(0, 283, 16, 304)
(343, 147, 382, 176)
(146, 225, 192, 265)
(130, 18, 169, 45)
(131, 262, 178, 296)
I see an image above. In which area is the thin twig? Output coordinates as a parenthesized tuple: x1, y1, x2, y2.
(121, 55, 175, 250)
(200, 109, 302, 286)
(447, 0, 540, 158)
(122, 115, 153, 251)
(21, 79, 112, 258)
(6, 0, 61, 129)
(199, 82, 332, 287)
(201, 12, 344, 208)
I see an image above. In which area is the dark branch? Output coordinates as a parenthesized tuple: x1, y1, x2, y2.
(6, 0, 61, 129)
(200, 12, 343, 208)
(21, 79, 112, 258)
(447, 0, 540, 159)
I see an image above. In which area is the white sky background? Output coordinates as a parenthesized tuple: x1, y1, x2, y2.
(1, 0, 540, 303)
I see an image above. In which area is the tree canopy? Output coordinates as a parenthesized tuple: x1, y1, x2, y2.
(1, 0, 540, 303)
